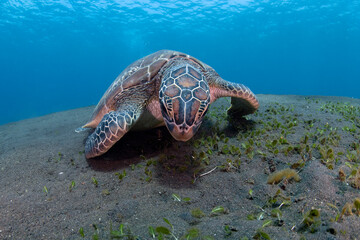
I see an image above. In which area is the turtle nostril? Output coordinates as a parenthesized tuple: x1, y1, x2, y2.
(179, 124, 189, 131)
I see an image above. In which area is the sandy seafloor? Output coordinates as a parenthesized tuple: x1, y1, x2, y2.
(1, 94, 360, 240)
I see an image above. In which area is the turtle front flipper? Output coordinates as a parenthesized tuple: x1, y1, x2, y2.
(85, 107, 142, 159)
(227, 96, 258, 117)
(208, 77, 259, 117)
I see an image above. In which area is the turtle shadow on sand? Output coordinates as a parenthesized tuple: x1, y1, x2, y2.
(86, 127, 173, 172)
(86, 128, 199, 188)
(86, 115, 256, 177)
(152, 116, 257, 188)
(225, 115, 257, 136)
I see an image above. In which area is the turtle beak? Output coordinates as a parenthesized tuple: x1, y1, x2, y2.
(164, 120, 201, 142)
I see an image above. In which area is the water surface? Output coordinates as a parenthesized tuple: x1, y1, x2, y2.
(0, 0, 359, 125)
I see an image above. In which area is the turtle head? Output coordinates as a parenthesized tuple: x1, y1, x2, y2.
(159, 60, 211, 141)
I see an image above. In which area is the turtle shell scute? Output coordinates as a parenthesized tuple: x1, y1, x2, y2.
(171, 66, 187, 78)
(149, 59, 168, 78)
(188, 67, 202, 80)
(122, 68, 149, 89)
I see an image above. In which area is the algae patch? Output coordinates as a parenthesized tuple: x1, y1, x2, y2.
(267, 168, 300, 184)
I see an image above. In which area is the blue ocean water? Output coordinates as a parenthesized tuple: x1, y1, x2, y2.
(0, 0, 359, 126)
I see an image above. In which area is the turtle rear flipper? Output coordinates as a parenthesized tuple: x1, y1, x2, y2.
(85, 105, 143, 159)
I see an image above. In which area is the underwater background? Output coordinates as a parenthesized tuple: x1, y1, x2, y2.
(0, 0, 359, 126)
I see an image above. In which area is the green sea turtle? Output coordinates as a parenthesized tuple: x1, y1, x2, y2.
(78, 50, 259, 158)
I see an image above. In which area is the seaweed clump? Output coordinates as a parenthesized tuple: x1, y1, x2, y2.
(267, 168, 301, 184)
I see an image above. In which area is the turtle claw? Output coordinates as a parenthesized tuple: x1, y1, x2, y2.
(75, 127, 88, 133)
